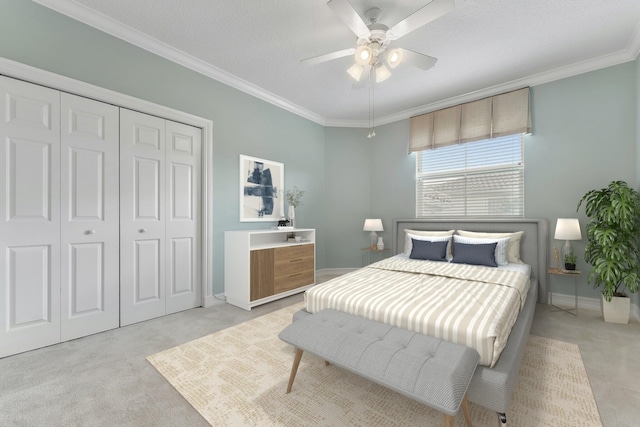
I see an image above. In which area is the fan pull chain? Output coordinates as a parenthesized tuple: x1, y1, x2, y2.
(368, 67, 376, 138)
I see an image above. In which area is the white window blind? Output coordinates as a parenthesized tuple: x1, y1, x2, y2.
(416, 134, 524, 218)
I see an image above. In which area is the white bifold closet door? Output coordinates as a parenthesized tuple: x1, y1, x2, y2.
(0, 77, 62, 357)
(0, 77, 121, 357)
(60, 93, 120, 341)
(119, 109, 201, 326)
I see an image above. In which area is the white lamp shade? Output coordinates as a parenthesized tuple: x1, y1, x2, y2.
(363, 218, 384, 232)
(355, 45, 372, 65)
(554, 218, 582, 240)
(385, 48, 403, 69)
(346, 63, 364, 81)
(375, 64, 392, 83)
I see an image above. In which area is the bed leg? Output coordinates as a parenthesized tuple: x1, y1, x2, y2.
(496, 412, 507, 426)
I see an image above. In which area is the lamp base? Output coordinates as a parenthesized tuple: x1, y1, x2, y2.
(561, 240, 573, 262)
(369, 231, 378, 250)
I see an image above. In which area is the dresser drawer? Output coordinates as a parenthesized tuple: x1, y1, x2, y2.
(274, 245, 314, 270)
(274, 244, 314, 293)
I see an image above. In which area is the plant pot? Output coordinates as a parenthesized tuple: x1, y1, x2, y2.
(564, 263, 576, 271)
(601, 294, 630, 324)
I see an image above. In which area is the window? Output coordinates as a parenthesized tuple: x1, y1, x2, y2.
(416, 134, 524, 218)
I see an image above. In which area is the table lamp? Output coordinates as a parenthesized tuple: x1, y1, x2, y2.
(363, 219, 383, 249)
(554, 218, 582, 262)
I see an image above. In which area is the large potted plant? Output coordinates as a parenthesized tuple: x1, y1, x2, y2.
(577, 180, 640, 323)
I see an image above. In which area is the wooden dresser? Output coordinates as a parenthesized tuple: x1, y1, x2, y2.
(224, 229, 315, 310)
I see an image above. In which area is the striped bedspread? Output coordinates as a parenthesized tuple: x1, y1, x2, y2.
(305, 257, 530, 367)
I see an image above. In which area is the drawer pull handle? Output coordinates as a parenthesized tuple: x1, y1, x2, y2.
(290, 258, 303, 262)
(290, 273, 303, 277)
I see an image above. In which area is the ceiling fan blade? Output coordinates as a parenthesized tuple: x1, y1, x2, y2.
(386, 0, 455, 40)
(300, 48, 356, 66)
(327, 0, 371, 39)
(398, 48, 438, 70)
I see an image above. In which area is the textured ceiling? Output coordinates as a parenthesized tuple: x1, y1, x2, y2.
(35, 0, 640, 127)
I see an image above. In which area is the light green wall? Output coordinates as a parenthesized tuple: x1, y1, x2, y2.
(328, 62, 638, 302)
(1, 0, 639, 307)
(324, 121, 416, 268)
(324, 127, 369, 268)
(0, 0, 326, 295)
(526, 63, 637, 299)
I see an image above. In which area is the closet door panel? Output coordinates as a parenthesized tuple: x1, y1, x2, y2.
(165, 121, 201, 314)
(0, 76, 61, 357)
(60, 93, 119, 341)
(134, 239, 162, 300)
(7, 139, 52, 220)
(120, 109, 166, 326)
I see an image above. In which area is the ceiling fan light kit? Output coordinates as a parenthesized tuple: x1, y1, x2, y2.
(303, 0, 455, 137)
(304, 0, 455, 85)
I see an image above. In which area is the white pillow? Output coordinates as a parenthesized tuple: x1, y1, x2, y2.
(456, 230, 524, 264)
(406, 233, 452, 258)
(403, 229, 455, 254)
(453, 235, 509, 266)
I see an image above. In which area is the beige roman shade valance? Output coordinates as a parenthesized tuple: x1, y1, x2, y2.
(409, 87, 531, 153)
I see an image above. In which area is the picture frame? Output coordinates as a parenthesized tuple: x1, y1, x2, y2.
(239, 155, 284, 222)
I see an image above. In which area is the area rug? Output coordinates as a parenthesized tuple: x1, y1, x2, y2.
(147, 302, 602, 426)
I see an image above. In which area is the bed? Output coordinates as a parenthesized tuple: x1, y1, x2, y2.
(298, 218, 548, 425)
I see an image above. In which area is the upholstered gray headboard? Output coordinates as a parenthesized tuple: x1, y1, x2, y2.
(392, 219, 549, 303)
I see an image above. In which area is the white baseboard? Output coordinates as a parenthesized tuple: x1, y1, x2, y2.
(550, 292, 640, 321)
(549, 292, 599, 312)
(204, 294, 227, 307)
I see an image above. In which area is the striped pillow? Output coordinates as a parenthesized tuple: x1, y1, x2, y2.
(456, 230, 524, 264)
(403, 229, 455, 254)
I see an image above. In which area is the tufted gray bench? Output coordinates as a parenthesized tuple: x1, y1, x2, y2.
(278, 309, 480, 427)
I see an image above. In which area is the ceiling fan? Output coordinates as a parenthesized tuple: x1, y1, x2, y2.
(302, 0, 455, 87)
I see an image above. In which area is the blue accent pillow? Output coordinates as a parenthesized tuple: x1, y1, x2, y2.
(409, 238, 448, 262)
(452, 241, 498, 267)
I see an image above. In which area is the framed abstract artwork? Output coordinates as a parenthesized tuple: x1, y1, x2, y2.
(239, 155, 284, 222)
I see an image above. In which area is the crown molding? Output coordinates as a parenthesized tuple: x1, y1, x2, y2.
(32, 0, 327, 126)
(327, 46, 640, 128)
(33, 0, 640, 129)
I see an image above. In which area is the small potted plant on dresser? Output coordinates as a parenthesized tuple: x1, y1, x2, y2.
(578, 180, 640, 324)
(563, 253, 577, 271)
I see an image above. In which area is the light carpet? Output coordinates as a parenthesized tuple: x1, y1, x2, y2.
(147, 302, 602, 426)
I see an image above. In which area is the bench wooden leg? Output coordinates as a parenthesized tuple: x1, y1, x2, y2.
(285, 348, 304, 394)
(461, 396, 472, 427)
(443, 395, 472, 427)
(444, 414, 454, 427)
